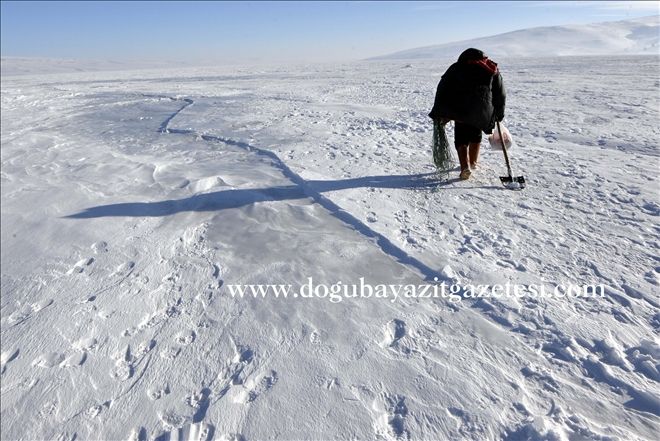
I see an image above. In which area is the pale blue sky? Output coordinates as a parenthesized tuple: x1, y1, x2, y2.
(1, 1, 658, 63)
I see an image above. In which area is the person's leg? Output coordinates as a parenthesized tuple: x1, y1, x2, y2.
(469, 142, 480, 169)
(454, 122, 471, 179)
(457, 145, 470, 175)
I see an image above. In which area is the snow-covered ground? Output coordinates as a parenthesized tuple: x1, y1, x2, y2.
(1, 56, 659, 440)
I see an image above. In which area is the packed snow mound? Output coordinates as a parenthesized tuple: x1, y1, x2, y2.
(371, 15, 659, 60)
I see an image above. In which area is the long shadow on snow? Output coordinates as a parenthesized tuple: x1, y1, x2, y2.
(65, 172, 443, 218)
(66, 96, 457, 282)
(66, 172, 448, 281)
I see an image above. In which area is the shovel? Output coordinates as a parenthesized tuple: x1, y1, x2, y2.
(496, 121, 526, 189)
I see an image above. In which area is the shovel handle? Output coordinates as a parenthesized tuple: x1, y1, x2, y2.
(497, 121, 513, 178)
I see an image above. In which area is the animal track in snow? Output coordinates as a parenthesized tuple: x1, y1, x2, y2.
(175, 329, 196, 346)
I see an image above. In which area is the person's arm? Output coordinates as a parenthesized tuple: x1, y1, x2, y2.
(429, 64, 458, 121)
(492, 73, 506, 121)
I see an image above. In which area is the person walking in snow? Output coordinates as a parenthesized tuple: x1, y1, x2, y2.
(429, 48, 506, 180)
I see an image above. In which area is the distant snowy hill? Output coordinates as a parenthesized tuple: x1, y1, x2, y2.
(371, 15, 659, 60)
(0, 57, 192, 76)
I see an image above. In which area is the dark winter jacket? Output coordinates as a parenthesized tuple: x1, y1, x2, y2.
(428, 48, 506, 134)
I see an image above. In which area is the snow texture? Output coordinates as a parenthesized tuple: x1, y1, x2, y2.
(1, 54, 659, 440)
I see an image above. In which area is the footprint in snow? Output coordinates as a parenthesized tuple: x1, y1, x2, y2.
(85, 401, 110, 419)
(33, 352, 66, 368)
(1, 348, 19, 374)
(352, 386, 409, 441)
(38, 400, 59, 419)
(157, 411, 189, 432)
(61, 337, 98, 368)
(115, 261, 136, 276)
(111, 340, 155, 381)
(34, 336, 96, 370)
(209, 345, 254, 401)
(6, 298, 53, 326)
(127, 427, 147, 441)
(160, 345, 181, 360)
(74, 337, 98, 352)
(91, 241, 108, 253)
(216, 434, 244, 441)
(67, 257, 94, 274)
(125, 305, 180, 336)
(155, 422, 215, 441)
(61, 352, 87, 368)
(381, 319, 406, 348)
(147, 384, 170, 401)
(55, 432, 77, 441)
(235, 370, 278, 404)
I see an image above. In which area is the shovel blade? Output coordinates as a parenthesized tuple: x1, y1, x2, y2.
(500, 175, 526, 189)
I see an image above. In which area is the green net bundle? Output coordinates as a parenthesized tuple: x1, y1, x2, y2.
(432, 120, 455, 171)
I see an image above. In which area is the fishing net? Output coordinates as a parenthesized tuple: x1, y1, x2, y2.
(432, 120, 455, 171)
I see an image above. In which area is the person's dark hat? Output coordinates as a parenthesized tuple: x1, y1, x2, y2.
(458, 48, 486, 62)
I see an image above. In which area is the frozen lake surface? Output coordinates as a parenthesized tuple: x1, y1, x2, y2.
(1, 56, 659, 440)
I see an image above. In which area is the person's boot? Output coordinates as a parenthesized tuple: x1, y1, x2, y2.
(469, 142, 481, 169)
(457, 145, 471, 180)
